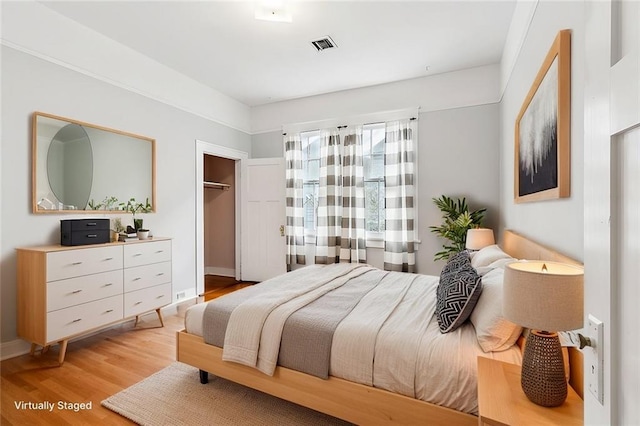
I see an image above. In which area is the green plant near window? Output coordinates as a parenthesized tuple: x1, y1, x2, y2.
(429, 195, 486, 261)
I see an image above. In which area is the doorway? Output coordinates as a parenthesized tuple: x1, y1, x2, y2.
(195, 140, 248, 297)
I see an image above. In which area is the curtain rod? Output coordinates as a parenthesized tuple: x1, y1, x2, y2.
(282, 117, 416, 136)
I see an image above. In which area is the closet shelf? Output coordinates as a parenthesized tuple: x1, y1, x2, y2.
(204, 181, 231, 190)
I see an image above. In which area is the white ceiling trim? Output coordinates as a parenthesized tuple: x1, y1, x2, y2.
(282, 107, 420, 135)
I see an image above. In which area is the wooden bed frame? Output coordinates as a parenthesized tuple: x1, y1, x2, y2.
(176, 229, 583, 425)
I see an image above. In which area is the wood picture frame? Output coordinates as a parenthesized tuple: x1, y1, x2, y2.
(514, 30, 571, 203)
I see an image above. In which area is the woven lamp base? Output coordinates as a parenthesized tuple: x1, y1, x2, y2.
(521, 330, 567, 407)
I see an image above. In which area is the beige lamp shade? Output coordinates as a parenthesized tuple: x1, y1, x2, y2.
(503, 261, 584, 332)
(465, 228, 495, 250)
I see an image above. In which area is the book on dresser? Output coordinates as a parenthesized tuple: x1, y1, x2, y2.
(16, 237, 172, 365)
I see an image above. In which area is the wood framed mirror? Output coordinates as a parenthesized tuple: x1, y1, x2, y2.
(32, 112, 156, 214)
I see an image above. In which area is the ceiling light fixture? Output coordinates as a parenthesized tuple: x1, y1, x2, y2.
(255, 0, 292, 23)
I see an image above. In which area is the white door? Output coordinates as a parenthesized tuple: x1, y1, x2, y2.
(584, 1, 639, 423)
(241, 158, 286, 282)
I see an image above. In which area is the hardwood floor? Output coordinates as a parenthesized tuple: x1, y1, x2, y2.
(1, 311, 185, 425)
(203, 275, 254, 302)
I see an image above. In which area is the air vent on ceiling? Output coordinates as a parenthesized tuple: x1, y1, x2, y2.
(311, 36, 337, 52)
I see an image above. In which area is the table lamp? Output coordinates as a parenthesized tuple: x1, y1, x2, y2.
(465, 228, 495, 250)
(503, 261, 584, 407)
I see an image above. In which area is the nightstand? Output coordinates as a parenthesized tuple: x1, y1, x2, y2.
(477, 357, 583, 426)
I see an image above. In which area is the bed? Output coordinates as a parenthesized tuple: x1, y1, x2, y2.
(176, 230, 583, 425)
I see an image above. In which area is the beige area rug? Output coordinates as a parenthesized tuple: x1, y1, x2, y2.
(102, 362, 352, 426)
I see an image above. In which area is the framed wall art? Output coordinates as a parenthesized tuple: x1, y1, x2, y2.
(514, 29, 571, 203)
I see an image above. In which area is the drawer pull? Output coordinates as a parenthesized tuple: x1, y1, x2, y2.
(71, 262, 83, 265)
(133, 277, 142, 281)
(155, 250, 164, 253)
(87, 222, 97, 226)
(87, 234, 98, 238)
(134, 301, 142, 306)
(103, 283, 113, 287)
(104, 257, 114, 261)
(71, 318, 82, 323)
(156, 295, 165, 299)
(105, 309, 114, 314)
(156, 273, 164, 276)
(71, 290, 82, 294)
(133, 253, 142, 257)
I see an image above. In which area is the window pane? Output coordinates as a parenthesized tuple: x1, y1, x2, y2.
(372, 127, 385, 154)
(371, 153, 384, 179)
(362, 128, 372, 156)
(303, 182, 318, 231)
(306, 159, 319, 181)
(365, 181, 380, 232)
(308, 135, 321, 159)
(363, 155, 371, 178)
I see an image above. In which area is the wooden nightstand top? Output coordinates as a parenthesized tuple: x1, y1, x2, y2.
(477, 357, 583, 426)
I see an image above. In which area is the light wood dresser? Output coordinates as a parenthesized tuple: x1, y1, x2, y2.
(17, 238, 172, 364)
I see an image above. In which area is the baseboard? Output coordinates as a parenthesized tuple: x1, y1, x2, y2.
(0, 338, 33, 361)
(205, 267, 235, 277)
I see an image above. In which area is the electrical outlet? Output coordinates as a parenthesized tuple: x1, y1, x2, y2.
(587, 314, 604, 404)
(176, 291, 186, 300)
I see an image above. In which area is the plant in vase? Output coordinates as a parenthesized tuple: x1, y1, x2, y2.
(119, 197, 152, 231)
(111, 217, 125, 242)
(429, 195, 486, 261)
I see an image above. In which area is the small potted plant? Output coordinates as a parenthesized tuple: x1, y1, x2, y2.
(111, 217, 125, 242)
(119, 197, 152, 231)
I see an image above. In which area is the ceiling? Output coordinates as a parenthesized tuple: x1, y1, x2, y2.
(41, 1, 516, 107)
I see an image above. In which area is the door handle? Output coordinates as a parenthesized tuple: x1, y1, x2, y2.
(279, 225, 285, 237)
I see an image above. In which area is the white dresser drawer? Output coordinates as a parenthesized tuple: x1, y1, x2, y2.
(47, 295, 123, 342)
(47, 270, 123, 312)
(124, 261, 171, 293)
(47, 246, 123, 282)
(123, 240, 171, 268)
(124, 283, 171, 318)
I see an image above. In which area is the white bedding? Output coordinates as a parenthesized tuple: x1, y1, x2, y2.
(184, 266, 522, 415)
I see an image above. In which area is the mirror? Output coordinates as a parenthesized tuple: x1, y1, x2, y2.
(33, 112, 156, 213)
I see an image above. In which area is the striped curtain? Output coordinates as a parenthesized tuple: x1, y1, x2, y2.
(315, 130, 342, 264)
(340, 127, 366, 263)
(384, 120, 416, 272)
(284, 134, 305, 268)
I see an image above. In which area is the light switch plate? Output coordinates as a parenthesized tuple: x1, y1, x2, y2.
(587, 314, 604, 404)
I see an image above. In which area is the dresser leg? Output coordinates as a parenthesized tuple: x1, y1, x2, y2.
(156, 308, 165, 327)
(30, 343, 37, 356)
(134, 316, 139, 327)
(42, 345, 51, 354)
(58, 340, 68, 365)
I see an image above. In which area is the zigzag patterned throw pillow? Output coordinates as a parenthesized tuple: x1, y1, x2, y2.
(436, 251, 483, 333)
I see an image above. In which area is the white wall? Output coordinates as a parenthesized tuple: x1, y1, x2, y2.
(498, 1, 584, 262)
(251, 67, 502, 275)
(251, 64, 501, 134)
(0, 46, 251, 345)
(1, 1, 250, 134)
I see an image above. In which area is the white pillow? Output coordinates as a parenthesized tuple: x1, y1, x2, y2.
(470, 244, 513, 269)
(470, 268, 522, 352)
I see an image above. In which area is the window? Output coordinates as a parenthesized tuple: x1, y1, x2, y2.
(301, 131, 320, 233)
(362, 123, 385, 234)
(301, 124, 386, 237)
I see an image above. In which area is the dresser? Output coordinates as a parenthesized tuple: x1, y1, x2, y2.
(16, 238, 172, 364)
